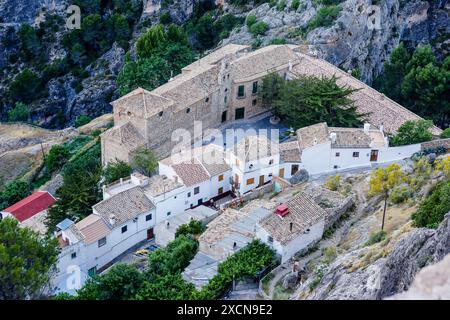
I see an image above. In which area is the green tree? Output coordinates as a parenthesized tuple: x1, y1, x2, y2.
(440, 128, 450, 139)
(74, 115, 92, 127)
(175, 220, 205, 238)
(412, 181, 450, 229)
(0, 217, 59, 299)
(7, 102, 29, 122)
(17, 24, 42, 61)
(76, 264, 144, 300)
(369, 164, 406, 231)
(263, 74, 363, 129)
(390, 120, 433, 146)
(46, 143, 102, 232)
(45, 145, 70, 172)
(135, 274, 195, 300)
(0, 180, 31, 210)
(8, 69, 42, 103)
(308, 5, 342, 30)
(103, 160, 132, 184)
(130, 147, 158, 177)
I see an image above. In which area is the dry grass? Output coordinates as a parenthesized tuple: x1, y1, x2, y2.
(0, 123, 50, 139)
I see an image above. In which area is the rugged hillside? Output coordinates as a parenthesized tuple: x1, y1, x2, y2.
(222, 0, 449, 83)
(0, 0, 447, 127)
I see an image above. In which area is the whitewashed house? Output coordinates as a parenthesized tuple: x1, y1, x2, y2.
(296, 122, 421, 175)
(255, 192, 327, 263)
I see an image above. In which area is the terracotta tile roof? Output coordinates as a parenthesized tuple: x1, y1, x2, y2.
(296, 122, 329, 151)
(2, 191, 56, 222)
(259, 193, 326, 245)
(73, 214, 111, 245)
(291, 54, 442, 135)
(170, 159, 211, 187)
(279, 141, 301, 163)
(182, 44, 249, 71)
(196, 144, 230, 177)
(101, 122, 144, 151)
(143, 175, 184, 197)
(233, 135, 279, 162)
(93, 186, 155, 226)
(231, 45, 299, 81)
(329, 127, 372, 148)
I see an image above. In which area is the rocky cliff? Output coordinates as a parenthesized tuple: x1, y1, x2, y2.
(302, 212, 450, 299)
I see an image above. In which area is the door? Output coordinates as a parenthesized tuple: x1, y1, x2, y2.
(291, 164, 299, 176)
(235, 107, 245, 120)
(370, 150, 378, 162)
(221, 111, 227, 123)
(258, 175, 265, 187)
(147, 228, 154, 240)
(218, 187, 224, 195)
(198, 199, 203, 206)
(88, 267, 97, 277)
(279, 168, 285, 178)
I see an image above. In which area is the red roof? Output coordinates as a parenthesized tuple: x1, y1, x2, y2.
(275, 204, 289, 217)
(2, 191, 56, 222)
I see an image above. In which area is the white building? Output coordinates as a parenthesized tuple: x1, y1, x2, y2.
(296, 122, 421, 175)
(255, 192, 327, 263)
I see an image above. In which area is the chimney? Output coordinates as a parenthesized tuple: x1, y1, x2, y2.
(330, 132, 337, 144)
(364, 123, 370, 135)
(109, 214, 116, 226)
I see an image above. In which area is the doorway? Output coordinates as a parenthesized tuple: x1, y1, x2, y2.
(235, 107, 245, 120)
(258, 175, 265, 187)
(221, 111, 227, 123)
(370, 150, 378, 162)
(279, 168, 285, 178)
(147, 228, 154, 240)
(291, 164, 299, 176)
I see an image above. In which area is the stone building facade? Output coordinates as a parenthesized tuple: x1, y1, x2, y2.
(101, 44, 440, 166)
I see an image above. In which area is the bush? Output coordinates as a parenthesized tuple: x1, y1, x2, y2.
(0, 180, 31, 210)
(291, 0, 301, 10)
(246, 14, 257, 28)
(308, 5, 342, 30)
(412, 181, 450, 228)
(249, 21, 269, 36)
(45, 144, 70, 172)
(159, 12, 172, 24)
(175, 220, 205, 238)
(276, 0, 287, 11)
(389, 185, 413, 204)
(390, 120, 433, 146)
(365, 230, 387, 246)
(74, 115, 92, 127)
(440, 128, 450, 139)
(324, 175, 340, 191)
(131, 147, 158, 176)
(103, 160, 132, 184)
(7, 102, 29, 122)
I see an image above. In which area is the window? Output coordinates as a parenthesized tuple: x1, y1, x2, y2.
(158, 111, 163, 117)
(71, 252, 77, 259)
(268, 236, 273, 243)
(252, 81, 258, 94)
(227, 74, 230, 79)
(218, 174, 224, 182)
(121, 225, 127, 233)
(167, 212, 171, 216)
(353, 152, 360, 158)
(269, 159, 274, 165)
(225, 88, 228, 92)
(252, 99, 257, 106)
(333, 165, 338, 169)
(194, 186, 200, 195)
(98, 237, 106, 248)
(237, 85, 245, 98)
(186, 108, 190, 113)
(187, 192, 191, 197)
(146, 214, 152, 221)
(205, 97, 209, 102)
(246, 178, 254, 185)
(224, 96, 227, 103)
(235, 159, 240, 166)
(335, 152, 340, 157)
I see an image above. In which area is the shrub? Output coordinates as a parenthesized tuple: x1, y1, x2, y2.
(45, 144, 70, 172)
(103, 160, 132, 184)
(276, 0, 287, 11)
(159, 12, 172, 24)
(246, 14, 257, 28)
(412, 181, 450, 228)
(390, 120, 433, 146)
(249, 21, 269, 36)
(308, 5, 342, 30)
(74, 115, 92, 127)
(440, 128, 450, 139)
(365, 230, 387, 246)
(175, 220, 205, 238)
(7, 102, 29, 122)
(389, 185, 413, 204)
(269, 38, 287, 45)
(324, 175, 341, 191)
(322, 246, 337, 264)
(291, 0, 301, 10)
(131, 147, 158, 176)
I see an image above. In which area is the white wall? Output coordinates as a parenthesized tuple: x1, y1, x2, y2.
(209, 171, 231, 198)
(377, 144, 421, 163)
(255, 219, 325, 263)
(301, 142, 332, 175)
(330, 147, 372, 170)
(184, 180, 211, 209)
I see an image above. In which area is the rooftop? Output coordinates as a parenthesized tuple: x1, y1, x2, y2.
(72, 214, 111, 245)
(143, 175, 184, 197)
(100, 121, 144, 151)
(93, 186, 155, 226)
(279, 140, 301, 163)
(2, 191, 56, 223)
(233, 135, 279, 162)
(258, 192, 327, 245)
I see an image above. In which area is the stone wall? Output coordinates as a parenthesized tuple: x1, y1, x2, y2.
(324, 196, 355, 230)
(421, 138, 450, 151)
